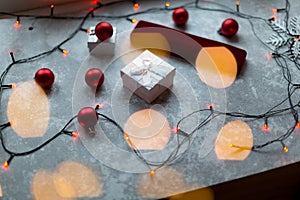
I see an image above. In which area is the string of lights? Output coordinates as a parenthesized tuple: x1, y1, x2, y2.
(0, 0, 299, 175)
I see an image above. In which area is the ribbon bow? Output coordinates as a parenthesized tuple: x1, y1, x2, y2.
(130, 58, 167, 89)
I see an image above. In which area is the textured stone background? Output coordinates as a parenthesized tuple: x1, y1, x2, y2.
(0, 0, 300, 199)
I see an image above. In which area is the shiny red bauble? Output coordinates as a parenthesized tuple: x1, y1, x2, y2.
(34, 68, 55, 88)
(172, 8, 189, 26)
(85, 68, 105, 88)
(77, 107, 98, 128)
(219, 18, 239, 37)
(95, 22, 113, 41)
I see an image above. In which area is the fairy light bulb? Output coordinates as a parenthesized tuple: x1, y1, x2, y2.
(62, 49, 69, 56)
(283, 146, 289, 152)
(134, 3, 140, 10)
(124, 134, 129, 140)
(262, 119, 270, 131)
(95, 103, 104, 110)
(131, 18, 137, 23)
(165, 2, 170, 8)
(2, 161, 9, 169)
(14, 16, 21, 27)
(172, 127, 179, 133)
(72, 132, 79, 139)
(149, 170, 155, 176)
(50, 4, 55, 16)
(263, 123, 268, 130)
(11, 84, 16, 90)
(235, 1, 240, 12)
(295, 122, 300, 129)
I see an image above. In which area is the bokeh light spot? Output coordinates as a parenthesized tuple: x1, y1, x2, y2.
(124, 109, 171, 150)
(215, 120, 253, 160)
(7, 81, 50, 138)
(195, 47, 237, 88)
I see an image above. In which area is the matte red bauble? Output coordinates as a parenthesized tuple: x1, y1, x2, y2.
(172, 8, 189, 26)
(95, 22, 113, 41)
(85, 68, 105, 88)
(219, 18, 239, 37)
(34, 68, 55, 88)
(77, 107, 98, 128)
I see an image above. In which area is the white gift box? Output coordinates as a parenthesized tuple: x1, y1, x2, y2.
(121, 50, 176, 103)
(87, 26, 116, 55)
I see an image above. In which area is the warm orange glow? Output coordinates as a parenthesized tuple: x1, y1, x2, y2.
(50, 4, 55, 8)
(283, 146, 289, 152)
(72, 132, 79, 139)
(9, 121, 14, 127)
(131, 18, 137, 23)
(2, 161, 9, 170)
(32, 170, 64, 200)
(236, 1, 240, 6)
(11, 83, 16, 90)
(130, 32, 171, 58)
(138, 167, 186, 198)
(266, 52, 272, 61)
(62, 49, 69, 56)
(124, 109, 171, 150)
(169, 187, 214, 200)
(273, 8, 278, 14)
(7, 81, 50, 138)
(172, 127, 179, 133)
(149, 170, 155, 176)
(195, 47, 238, 88)
(54, 161, 102, 198)
(206, 103, 214, 110)
(96, 103, 104, 109)
(262, 123, 270, 132)
(165, 2, 170, 7)
(86, 29, 91, 34)
(124, 134, 130, 140)
(215, 120, 253, 160)
(228, 143, 252, 150)
(295, 122, 300, 129)
(294, 38, 297, 42)
(14, 21, 21, 28)
(134, 3, 140, 10)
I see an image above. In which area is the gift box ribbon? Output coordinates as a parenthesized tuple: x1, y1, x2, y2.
(130, 57, 169, 89)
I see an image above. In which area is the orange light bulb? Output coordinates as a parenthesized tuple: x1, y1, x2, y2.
(124, 134, 129, 140)
(72, 132, 79, 139)
(134, 3, 139, 9)
(2, 161, 9, 169)
(149, 170, 155, 176)
(295, 122, 300, 129)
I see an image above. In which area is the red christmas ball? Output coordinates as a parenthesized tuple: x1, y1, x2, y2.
(172, 8, 189, 26)
(34, 68, 55, 88)
(219, 18, 239, 37)
(95, 22, 113, 41)
(85, 68, 105, 88)
(77, 107, 98, 128)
